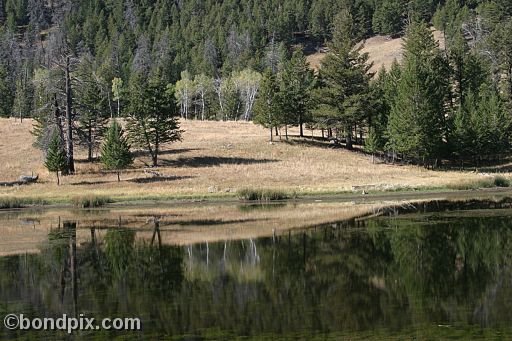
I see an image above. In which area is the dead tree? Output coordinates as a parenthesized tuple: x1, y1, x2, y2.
(64, 56, 75, 173)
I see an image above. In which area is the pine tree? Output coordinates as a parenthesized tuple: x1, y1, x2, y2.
(364, 127, 380, 164)
(372, 0, 406, 36)
(254, 70, 281, 142)
(278, 48, 315, 138)
(101, 120, 133, 182)
(44, 131, 67, 185)
(471, 83, 511, 160)
(315, 9, 373, 149)
(75, 58, 110, 162)
(387, 22, 450, 166)
(126, 76, 182, 167)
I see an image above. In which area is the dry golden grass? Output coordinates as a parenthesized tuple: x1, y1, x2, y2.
(0, 117, 495, 202)
(307, 28, 445, 74)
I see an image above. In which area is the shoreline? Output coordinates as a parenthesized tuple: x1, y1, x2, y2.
(1, 186, 512, 210)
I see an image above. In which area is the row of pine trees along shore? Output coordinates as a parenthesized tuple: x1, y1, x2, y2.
(1, 0, 512, 180)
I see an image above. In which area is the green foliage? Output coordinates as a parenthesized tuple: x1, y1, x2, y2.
(126, 76, 182, 167)
(75, 57, 110, 161)
(315, 9, 372, 148)
(100, 120, 133, 181)
(253, 70, 281, 139)
(372, 0, 406, 36)
(364, 128, 380, 155)
(104, 229, 136, 277)
(278, 48, 315, 137)
(452, 83, 510, 162)
(493, 176, 510, 188)
(44, 131, 67, 185)
(387, 22, 449, 163)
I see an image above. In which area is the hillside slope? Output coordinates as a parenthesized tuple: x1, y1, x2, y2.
(307, 29, 445, 74)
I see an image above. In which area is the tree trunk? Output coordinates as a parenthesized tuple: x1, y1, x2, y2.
(54, 97, 65, 150)
(285, 125, 288, 140)
(117, 171, 120, 182)
(270, 126, 273, 142)
(201, 94, 205, 121)
(88, 120, 93, 162)
(299, 113, 304, 137)
(65, 56, 75, 174)
(153, 135, 159, 167)
(346, 128, 353, 150)
(56, 172, 60, 186)
(275, 126, 279, 136)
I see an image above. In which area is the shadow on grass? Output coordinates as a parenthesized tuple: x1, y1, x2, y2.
(71, 180, 112, 186)
(160, 156, 279, 168)
(128, 175, 195, 184)
(74, 157, 100, 164)
(132, 148, 203, 158)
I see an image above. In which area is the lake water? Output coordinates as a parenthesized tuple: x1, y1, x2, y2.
(1, 205, 512, 340)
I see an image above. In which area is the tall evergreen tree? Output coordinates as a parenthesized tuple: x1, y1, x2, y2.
(101, 120, 133, 182)
(126, 76, 182, 167)
(387, 22, 450, 165)
(279, 48, 315, 138)
(44, 131, 67, 185)
(364, 127, 380, 164)
(315, 10, 372, 149)
(254, 70, 281, 142)
(75, 57, 110, 162)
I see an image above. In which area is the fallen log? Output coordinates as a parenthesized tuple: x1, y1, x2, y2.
(0, 175, 38, 187)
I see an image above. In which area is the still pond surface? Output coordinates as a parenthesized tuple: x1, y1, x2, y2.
(1, 206, 512, 340)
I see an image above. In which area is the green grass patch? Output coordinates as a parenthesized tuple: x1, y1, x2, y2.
(0, 197, 48, 209)
(71, 195, 113, 208)
(237, 188, 295, 201)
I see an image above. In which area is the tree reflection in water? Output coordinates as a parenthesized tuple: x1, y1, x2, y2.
(1, 213, 512, 339)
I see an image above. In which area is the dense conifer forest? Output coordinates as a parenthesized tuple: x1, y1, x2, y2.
(1, 0, 512, 171)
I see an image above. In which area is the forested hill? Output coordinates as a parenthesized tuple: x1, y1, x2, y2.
(0, 0, 451, 86)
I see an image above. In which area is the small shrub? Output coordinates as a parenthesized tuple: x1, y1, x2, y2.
(237, 188, 293, 201)
(493, 176, 510, 188)
(72, 196, 113, 208)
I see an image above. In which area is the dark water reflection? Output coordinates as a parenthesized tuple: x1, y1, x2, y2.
(2, 211, 512, 339)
